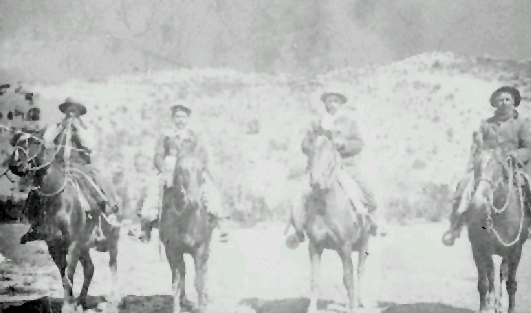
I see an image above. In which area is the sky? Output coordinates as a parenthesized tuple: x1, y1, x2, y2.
(0, 0, 530, 82)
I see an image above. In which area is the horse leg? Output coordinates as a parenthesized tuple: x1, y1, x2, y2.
(356, 237, 369, 308)
(166, 249, 190, 313)
(46, 240, 73, 312)
(471, 246, 490, 313)
(77, 249, 94, 309)
(486, 257, 496, 311)
(105, 226, 121, 313)
(194, 244, 211, 312)
(307, 241, 323, 313)
(506, 247, 523, 313)
(62, 242, 82, 313)
(339, 246, 356, 313)
(499, 258, 509, 313)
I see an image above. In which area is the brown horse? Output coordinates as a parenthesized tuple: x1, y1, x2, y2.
(467, 140, 531, 313)
(137, 145, 215, 313)
(8, 130, 122, 313)
(286, 134, 371, 313)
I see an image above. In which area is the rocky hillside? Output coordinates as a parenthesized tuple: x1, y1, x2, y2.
(2, 52, 530, 224)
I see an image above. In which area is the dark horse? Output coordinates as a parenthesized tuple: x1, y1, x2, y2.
(137, 145, 215, 313)
(8, 130, 121, 313)
(286, 134, 371, 313)
(467, 136, 531, 313)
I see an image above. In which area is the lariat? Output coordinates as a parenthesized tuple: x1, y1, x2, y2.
(63, 118, 74, 172)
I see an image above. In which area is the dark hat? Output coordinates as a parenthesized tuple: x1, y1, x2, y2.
(170, 104, 192, 116)
(58, 97, 87, 116)
(320, 92, 347, 105)
(490, 86, 521, 107)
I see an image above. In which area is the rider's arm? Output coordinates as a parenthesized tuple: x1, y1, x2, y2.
(516, 117, 531, 163)
(153, 135, 167, 173)
(193, 132, 209, 167)
(337, 119, 364, 158)
(42, 123, 62, 148)
(75, 124, 96, 152)
(464, 130, 481, 173)
(301, 120, 319, 156)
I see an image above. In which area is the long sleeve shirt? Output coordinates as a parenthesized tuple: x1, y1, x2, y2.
(465, 110, 531, 173)
(301, 107, 364, 166)
(153, 127, 208, 173)
(42, 118, 96, 164)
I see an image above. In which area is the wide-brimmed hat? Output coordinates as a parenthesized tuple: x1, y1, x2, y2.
(170, 104, 192, 116)
(320, 92, 347, 105)
(58, 97, 87, 116)
(490, 86, 521, 107)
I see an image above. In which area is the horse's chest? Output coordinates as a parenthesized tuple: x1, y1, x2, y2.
(166, 138, 181, 156)
(165, 132, 195, 155)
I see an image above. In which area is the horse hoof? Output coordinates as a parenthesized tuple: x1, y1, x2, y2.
(20, 236, 29, 245)
(95, 244, 108, 252)
(20, 232, 38, 244)
(220, 234, 230, 243)
(61, 303, 79, 313)
(285, 234, 300, 250)
(442, 232, 455, 247)
(180, 298, 196, 311)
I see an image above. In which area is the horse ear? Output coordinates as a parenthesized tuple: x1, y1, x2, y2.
(10, 133, 22, 147)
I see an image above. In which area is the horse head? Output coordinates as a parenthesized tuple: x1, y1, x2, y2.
(8, 129, 47, 178)
(308, 134, 341, 191)
(173, 147, 206, 210)
(472, 143, 515, 211)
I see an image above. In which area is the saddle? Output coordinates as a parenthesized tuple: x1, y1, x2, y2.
(335, 169, 369, 215)
(66, 165, 109, 214)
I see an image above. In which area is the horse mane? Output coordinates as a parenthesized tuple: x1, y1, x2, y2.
(172, 144, 207, 207)
(309, 135, 341, 189)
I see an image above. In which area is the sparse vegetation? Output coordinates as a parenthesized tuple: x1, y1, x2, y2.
(1, 51, 530, 225)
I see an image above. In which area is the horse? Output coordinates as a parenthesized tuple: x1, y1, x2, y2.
(137, 145, 216, 313)
(285, 134, 371, 313)
(8, 129, 122, 313)
(466, 140, 531, 313)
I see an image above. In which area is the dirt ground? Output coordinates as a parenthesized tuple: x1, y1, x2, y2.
(2, 221, 531, 313)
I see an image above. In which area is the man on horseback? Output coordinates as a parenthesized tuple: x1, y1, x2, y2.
(153, 104, 229, 242)
(21, 97, 121, 243)
(286, 89, 386, 246)
(442, 86, 531, 246)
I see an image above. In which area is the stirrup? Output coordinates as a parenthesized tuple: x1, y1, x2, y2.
(442, 231, 457, 246)
(105, 213, 120, 227)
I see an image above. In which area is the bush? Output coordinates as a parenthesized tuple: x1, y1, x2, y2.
(0, 195, 26, 224)
(385, 183, 452, 224)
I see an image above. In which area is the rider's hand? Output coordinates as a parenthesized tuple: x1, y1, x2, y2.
(60, 118, 69, 129)
(71, 118, 86, 130)
(71, 118, 79, 131)
(507, 150, 520, 163)
(334, 138, 346, 151)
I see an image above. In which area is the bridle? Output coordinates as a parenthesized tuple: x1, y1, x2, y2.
(475, 151, 526, 247)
